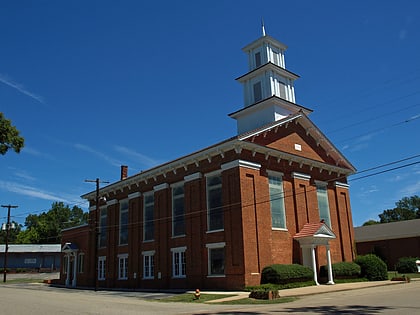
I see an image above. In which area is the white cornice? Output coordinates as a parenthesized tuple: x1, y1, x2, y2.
(292, 172, 311, 181)
(184, 172, 202, 182)
(154, 183, 169, 192)
(221, 159, 261, 171)
(82, 134, 354, 200)
(128, 192, 141, 199)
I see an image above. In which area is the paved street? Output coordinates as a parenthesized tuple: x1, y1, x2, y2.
(0, 280, 419, 314)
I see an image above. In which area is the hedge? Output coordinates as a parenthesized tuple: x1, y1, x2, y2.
(320, 261, 361, 278)
(354, 254, 388, 281)
(395, 257, 419, 274)
(261, 264, 313, 284)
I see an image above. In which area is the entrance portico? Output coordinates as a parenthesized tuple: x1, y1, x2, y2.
(294, 221, 336, 285)
(62, 242, 78, 287)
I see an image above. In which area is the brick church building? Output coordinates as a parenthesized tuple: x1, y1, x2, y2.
(60, 29, 356, 290)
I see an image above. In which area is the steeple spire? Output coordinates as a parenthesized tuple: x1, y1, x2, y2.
(261, 18, 266, 36)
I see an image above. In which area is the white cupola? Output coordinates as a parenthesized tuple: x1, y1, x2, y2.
(229, 27, 312, 135)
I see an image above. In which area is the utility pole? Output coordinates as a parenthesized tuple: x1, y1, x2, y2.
(1, 204, 18, 283)
(85, 178, 108, 291)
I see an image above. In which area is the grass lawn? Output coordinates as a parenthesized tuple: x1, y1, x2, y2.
(388, 271, 420, 279)
(157, 292, 297, 304)
(157, 293, 236, 303)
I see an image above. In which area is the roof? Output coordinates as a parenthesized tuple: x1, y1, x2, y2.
(82, 113, 355, 200)
(294, 222, 336, 239)
(0, 244, 61, 253)
(354, 219, 420, 242)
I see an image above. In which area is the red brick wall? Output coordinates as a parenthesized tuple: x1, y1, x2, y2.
(356, 237, 420, 269)
(63, 144, 355, 290)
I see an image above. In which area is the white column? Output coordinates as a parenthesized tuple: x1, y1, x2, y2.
(72, 253, 77, 287)
(65, 255, 70, 286)
(311, 245, 319, 285)
(326, 245, 334, 285)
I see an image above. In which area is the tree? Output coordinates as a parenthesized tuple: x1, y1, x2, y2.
(378, 195, 420, 223)
(362, 219, 379, 226)
(16, 202, 88, 244)
(0, 112, 24, 155)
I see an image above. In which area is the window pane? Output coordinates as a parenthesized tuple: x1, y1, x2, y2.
(119, 200, 129, 245)
(255, 52, 261, 67)
(269, 175, 286, 229)
(172, 186, 185, 236)
(317, 185, 331, 226)
(99, 208, 107, 248)
(144, 194, 154, 241)
(253, 82, 262, 102)
(210, 248, 225, 275)
(207, 175, 223, 231)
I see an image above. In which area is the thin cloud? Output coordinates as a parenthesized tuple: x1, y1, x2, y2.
(74, 143, 121, 167)
(0, 180, 76, 204)
(22, 146, 55, 160)
(0, 73, 44, 104)
(399, 181, 420, 196)
(114, 145, 160, 168)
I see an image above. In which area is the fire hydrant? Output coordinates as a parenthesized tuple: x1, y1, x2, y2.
(194, 289, 201, 300)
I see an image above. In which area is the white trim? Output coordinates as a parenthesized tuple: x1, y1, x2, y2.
(98, 256, 106, 281)
(128, 192, 141, 199)
(184, 172, 202, 182)
(206, 242, 226, 249)
(170, 246, 187, 252)
(170, 181, 185, 188)
(267, 170, 284, 177)
(221, 159, 261, 171)
(141, 250, 155, 256)
(117, 253, 129, 259)
(334, 182, 349, 189)
(107, 199, 118, 206)
(205, 169, 222, 178)
(292, 172, 311, 181)
(154, 183, 169, 191)
(117, 253, 129, 280)
(315, 180, 328, 187)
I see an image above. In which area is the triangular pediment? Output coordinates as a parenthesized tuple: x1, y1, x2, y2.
(239, 113, 355, 172)
(62, 242, 78, 253)
(294, 222, 336, 240)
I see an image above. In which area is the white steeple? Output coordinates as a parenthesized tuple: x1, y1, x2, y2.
(229, 29, 312, 135)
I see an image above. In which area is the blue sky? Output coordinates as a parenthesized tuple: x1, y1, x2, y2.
(1, 1, 419, 227)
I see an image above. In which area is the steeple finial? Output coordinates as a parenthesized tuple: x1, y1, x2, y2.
(261, 18, 266, 36)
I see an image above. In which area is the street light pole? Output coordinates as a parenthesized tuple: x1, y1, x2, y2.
(1, 204, 18, 283)
(85, 178, 108, 291)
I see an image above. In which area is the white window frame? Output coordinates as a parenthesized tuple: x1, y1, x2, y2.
(142, 250, 155, 279)
(143, 192, 154, 242)
(206, 242, 226, 277)
(98, 256, 106, 281)
(316, 181, 331, 227)
(171, 246, 186, 278)
(119, 199, 129, 245)
(172, 182, 185, 237)
(118, 253, 128, 280)
(268, 171, 287, 230)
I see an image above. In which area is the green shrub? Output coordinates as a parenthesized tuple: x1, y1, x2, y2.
(261, 264, 313, 285)
(320, 261, 361, 278)
(396, 257, 419, 274)
(355, 254, 388, 281)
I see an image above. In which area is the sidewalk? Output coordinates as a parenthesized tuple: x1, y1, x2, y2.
(205, 279, 411, 303)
